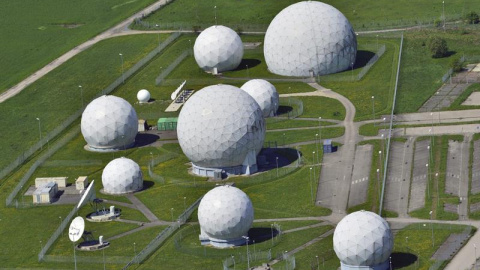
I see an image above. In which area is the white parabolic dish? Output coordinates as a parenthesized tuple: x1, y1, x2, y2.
(68, 216, 85, 242)
(77, 180, 96, 210)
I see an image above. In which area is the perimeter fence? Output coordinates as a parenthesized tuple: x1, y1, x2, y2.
(0, 32, 181, 188)
(175, 223, 282, 259)
(122, 197, 202, 269)
(357, 44, 386, 80)
(155, 49, 191, 85)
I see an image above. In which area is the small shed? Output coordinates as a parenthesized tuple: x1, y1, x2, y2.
(138, 119, 148, 132)
(35, 177, 67, 188)
(76, 176, 89, 190)
(33, 182, 58, 204)
(323, 139, 338, 153)
(157, 117, 178, 131)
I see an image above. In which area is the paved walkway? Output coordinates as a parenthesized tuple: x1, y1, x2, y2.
(126, 194, 160, 223)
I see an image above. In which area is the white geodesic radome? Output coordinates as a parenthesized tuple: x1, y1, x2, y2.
(177, 84, 265, 176)
(241, 79, 279, 118)
(137, 89, 150, 103)
(333, 211, 393, 270)
(194, 25, 244, 73)
(102, 157, 143, 194)
(81, 95, 138, 151)
(264, 1, 357, 77)
(198, 185, 254, 248)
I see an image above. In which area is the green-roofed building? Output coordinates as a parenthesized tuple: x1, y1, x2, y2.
(157, 117, 178, 131)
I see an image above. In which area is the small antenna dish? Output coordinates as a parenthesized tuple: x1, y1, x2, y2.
(171, 80, 187, 100)
(77, 180, 96, 210)
(69, 216, 85, 242)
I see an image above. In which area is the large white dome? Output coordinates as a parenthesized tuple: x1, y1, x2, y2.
(177, 84, 265, 169)
(333, 211, 393, 268)
(102, 157, 143, 194)
(81, 95, 138, 151)
(241, 79, 279, 118)
(194, 25, 244, 73)
(198, 186, 254, 242)
(264, 1, 357, 77)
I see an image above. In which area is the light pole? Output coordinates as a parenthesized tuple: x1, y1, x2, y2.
(316, 255, 320, 270)
(276, 157, 279, 177)
(170, 208, 174, 222)
(351, 62, 354, 81)
(134, 242, 137, 263)
(436, 172, 440, 208)
(155, 24, 160, 46)
(475, 244, 478, 270)
(183, 197, 187, 211)
(232, 255, 236, 270)
(430, 210, 435, 247)
(246, 64, 249, 78)
(243, 236, 250, 269)
(214, 5, 217, 25)
(315, 134, 319, 161)
(442, 1, 446, 30)
(78, 85, 84, 108)
(318, 117, 322, 142)
(119, 53, 125, 83)
(283, 133, 285, 147)
(59, 216, 62, 237)
(426, 163, 430, 199)
(270, 224, 274, 246)
(431, 113, 434, 146)
(376, 168, 381, 198)
(36, 118, 42, 150)
(310, 167, 314, 204)
(371, 96, 375, 124)
(405, 236, 409, 251)
(376, 35, 379, 50)
(150, 152, 153, 165)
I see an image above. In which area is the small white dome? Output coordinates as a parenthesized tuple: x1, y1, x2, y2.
(198, 186, 254, 240)
(137, 89, 151, 103)
(241, 79, 279, 117)
(194, 25, 244, 72)
(102, 157, 143, 194)
(81, 95, 138, 151)
(264, 1, 357, 76)
(333, 211, 393, 267)
(177, 84, 265, 168)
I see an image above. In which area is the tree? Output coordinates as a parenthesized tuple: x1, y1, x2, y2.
(465, 11, 480, 24)
(428, 37, 448, 58)
(450, 56, 465, 72)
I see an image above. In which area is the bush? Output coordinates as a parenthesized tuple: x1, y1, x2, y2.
(434, 19, 442, 27)
(465, 11, 480, 24)
(428, 37, 448, 58)
(450, 56, 465, 72)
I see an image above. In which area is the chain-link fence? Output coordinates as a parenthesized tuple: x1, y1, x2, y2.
(133, 18, 269, 33)
(6, 126, 80, 207)
(155, 49, 191, 85)
(222, 250, 273, 270)
(175, 223, 282, 260)
(0, 32, 181, 188)
(42, 255, 131, 264)
(39, 204, 78, 261)
(357, 44, 386, 80)
(148, 153, 179, 184)
(122, 197, 202, 269)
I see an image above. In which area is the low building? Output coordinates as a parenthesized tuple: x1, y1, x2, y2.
(138, 119, 148, 132)
(35, 177, 67, 188)
(33, 182, 58, 204)
(157, 117, 178, 131)
(76, 176, 88, 190)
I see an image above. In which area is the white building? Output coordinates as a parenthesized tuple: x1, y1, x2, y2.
(81, 95, 138, 151)
(333, 210, 393, 270)
(102, 157, 143, 194)
(241, 79, 279, 117)
(264, 1, 357, 77)
(194, 25, 244, 73)
(177, 84, 265, 177)
(198, 185, 254, 248)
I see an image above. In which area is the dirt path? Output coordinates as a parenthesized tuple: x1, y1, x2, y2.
(0, 0, 171, 103)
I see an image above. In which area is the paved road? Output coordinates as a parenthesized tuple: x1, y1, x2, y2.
(408, 140, 430, 212)
(0, 0, 171, 103)
(282, 83, 358, 214)
(348, 144, 373, 208)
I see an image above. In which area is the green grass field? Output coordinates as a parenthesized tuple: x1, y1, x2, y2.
(136, 0, 480, 31)
(0, 0, 158, 93)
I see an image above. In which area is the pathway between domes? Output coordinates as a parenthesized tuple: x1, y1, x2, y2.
(280, 83, 358, 215)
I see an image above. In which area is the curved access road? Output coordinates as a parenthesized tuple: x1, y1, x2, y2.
(0, 0, 171, 103)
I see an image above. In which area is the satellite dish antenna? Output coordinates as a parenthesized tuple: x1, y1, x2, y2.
(77, 180, 96, 210)
(69, 216, 85, 242)
(171, 80, 187, 100)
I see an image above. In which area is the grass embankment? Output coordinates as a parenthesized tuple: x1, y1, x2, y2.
(397, 29, 480, 113)
(137, 0, 480, 31)
(0, 0, 158, 93)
